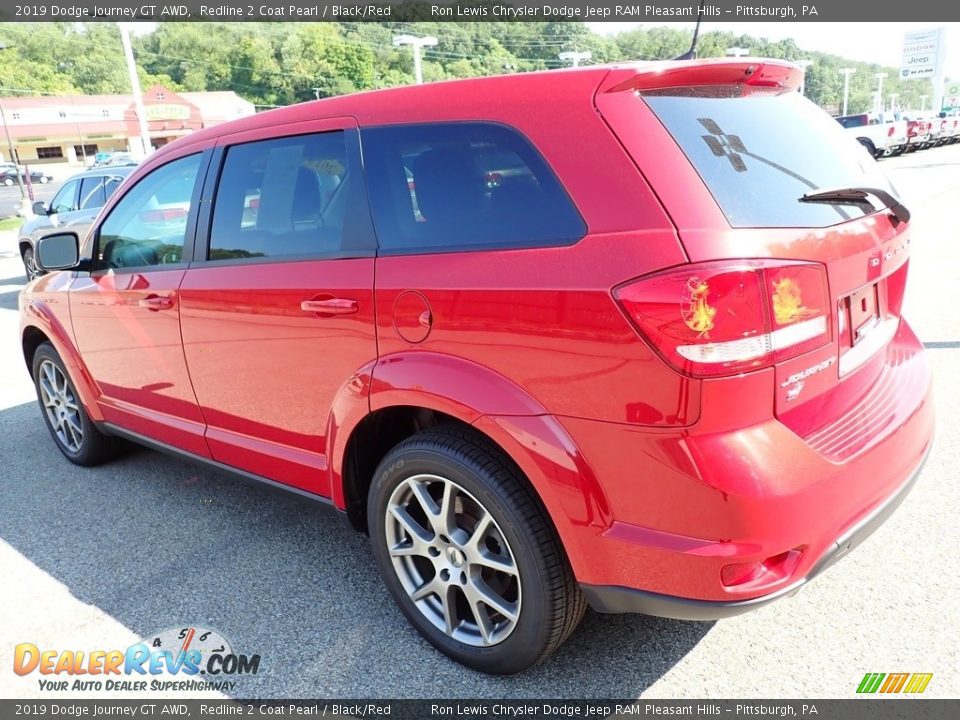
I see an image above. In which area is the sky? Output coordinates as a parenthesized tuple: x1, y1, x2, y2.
(587, 22, 960, 78)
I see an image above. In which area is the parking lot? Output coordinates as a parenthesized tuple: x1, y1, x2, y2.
(1, 143, 958, 699)
(0, 179, 59, 220)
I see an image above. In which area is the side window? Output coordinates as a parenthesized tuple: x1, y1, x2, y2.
(50, 180, 79, 214)
(361, 122, 585, 254)
(97, 154, 201, 270)
(209, 131, 354, 261)
(103, 175, 124, 201)
(78, 176, 108, 211)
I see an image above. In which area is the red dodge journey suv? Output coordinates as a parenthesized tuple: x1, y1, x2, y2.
(20, 59, 934, 674)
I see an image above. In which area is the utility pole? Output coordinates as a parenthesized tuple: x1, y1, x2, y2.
(118, 23, 152, 159)
(559, 51, 592, 68)
(797, 60, 814, 96)
(888, 94, 899, 112)
(393, 34, 438, 85)
(839, 68, 857, 116)
(920, 95, 928, 111)
(874, 72, 887, 113)
(0, 43, 29, 216)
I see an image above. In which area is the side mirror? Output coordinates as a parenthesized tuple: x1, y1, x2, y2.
(36, 233, 80, 271)
(32, 201, 48, 216)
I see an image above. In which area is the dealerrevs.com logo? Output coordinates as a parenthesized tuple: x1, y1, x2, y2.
(14, 627, 261, 693)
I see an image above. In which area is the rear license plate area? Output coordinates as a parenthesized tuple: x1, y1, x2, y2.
(844, 284, 880, 345)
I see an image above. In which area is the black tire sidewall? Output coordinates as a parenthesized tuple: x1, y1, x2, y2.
(368, 444, 559, 674)
(32, 343, 98, 464)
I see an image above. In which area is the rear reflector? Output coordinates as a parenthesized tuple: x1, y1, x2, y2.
(721, 549, 803, 588)
(615, 260, 831, 378)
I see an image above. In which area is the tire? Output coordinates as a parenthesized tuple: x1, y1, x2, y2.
(368, 425, 586, 674)
(22, 246, 42, 281)
(2, 178, 12, 186)
(39, 176, 49, 184)
(857, 138, 878, 159)
(32, 342, 116, 466)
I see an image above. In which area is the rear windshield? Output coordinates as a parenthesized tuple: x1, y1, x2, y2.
(642, 87, 895, 228)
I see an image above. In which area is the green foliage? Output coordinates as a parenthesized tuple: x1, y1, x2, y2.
(0, 21, 944, 114)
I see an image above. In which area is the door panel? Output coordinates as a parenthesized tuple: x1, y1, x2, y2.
(179, 118, 377, 496)
(179, 261, 375, 494)
(70, 151, 209, 456)
(70, 269, 208, 455)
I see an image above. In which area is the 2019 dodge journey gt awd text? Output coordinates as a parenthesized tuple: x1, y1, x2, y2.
(20, 59, 934, 674)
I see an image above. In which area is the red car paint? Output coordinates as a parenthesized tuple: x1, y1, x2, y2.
(20, 59, 933, 611)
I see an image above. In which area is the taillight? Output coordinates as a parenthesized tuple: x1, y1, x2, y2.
(888, 125, 896, 137)
(615, 261, 831, 378)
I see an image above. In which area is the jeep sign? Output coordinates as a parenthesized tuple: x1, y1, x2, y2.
(901, 28, 944, 79)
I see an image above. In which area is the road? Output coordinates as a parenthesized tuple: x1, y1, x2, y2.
(1, 144, 958, 700)
(0, 180, 58, 219)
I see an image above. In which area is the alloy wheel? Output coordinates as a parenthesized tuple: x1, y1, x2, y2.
(384, 473, 521, 647)
(24, 249, 40, 281)
(37, 359, 83, 453)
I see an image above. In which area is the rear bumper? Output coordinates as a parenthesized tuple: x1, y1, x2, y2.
(581, 444, 929, 618)
(555, 318, 934, 607)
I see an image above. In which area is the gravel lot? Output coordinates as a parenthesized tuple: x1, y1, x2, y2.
(1, 144, 958, 700)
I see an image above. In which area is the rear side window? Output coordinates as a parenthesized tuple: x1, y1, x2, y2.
(79, 176, 109, 211)
(362, 122, 585, 254)
(209, 131, 362, 261)
(641, 88, 896, 228)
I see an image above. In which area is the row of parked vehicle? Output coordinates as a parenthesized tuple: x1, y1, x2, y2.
(836, 110, 960, 158)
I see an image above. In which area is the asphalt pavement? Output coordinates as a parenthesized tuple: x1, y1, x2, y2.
(1, 144, 958, 699)
(0, 180, 59, 220)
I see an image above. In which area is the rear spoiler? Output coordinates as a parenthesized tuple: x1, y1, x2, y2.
(603, 59, 803, 94)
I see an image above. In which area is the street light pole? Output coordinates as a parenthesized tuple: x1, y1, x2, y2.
(839, 68, 856, 116)
(393, 34, 438, 85)
(797, 60, 814, 96)
(118, 23, 152, 159)
(874, 72, 888, 113)
(0, 43, 29, 216)
(559, 51, 592, 68)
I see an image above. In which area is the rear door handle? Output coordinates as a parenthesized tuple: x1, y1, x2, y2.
(300, 298, 358, 316)
(138, 295, 174, 311)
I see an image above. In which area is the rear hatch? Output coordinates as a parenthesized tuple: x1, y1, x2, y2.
(597, 60, 918, 453)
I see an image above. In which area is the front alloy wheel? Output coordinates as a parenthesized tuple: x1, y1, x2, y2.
(23, 247, 41, 281)
(369, 426, 586, 674)
(32, 342, 116, 466)
(37, 359, 84, 453)
(385, 473, 521, 647)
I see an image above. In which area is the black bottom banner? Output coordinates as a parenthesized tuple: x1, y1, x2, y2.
(2, 700, 955, 720)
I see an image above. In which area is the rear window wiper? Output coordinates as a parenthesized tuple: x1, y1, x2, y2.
(799, 186, 910, 224)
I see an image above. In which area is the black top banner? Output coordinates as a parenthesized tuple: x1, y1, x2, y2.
(1, 0, 958, 22)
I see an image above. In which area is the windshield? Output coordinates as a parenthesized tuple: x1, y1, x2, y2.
(642, 87, 896, 228)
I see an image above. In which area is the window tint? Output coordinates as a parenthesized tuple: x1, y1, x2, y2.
(641, 88, 895, 228)
(362, 123, 585, 254)
(209, 131, 359, 260)
(97, 154, 201, 270)
(79, 176, 109, 211)
(50, 180, 79, 214)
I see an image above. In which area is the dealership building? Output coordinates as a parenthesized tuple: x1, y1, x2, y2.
(0, 85, 255, 165)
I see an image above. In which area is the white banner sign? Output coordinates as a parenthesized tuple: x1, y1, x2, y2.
(901, 28, 944, 79)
